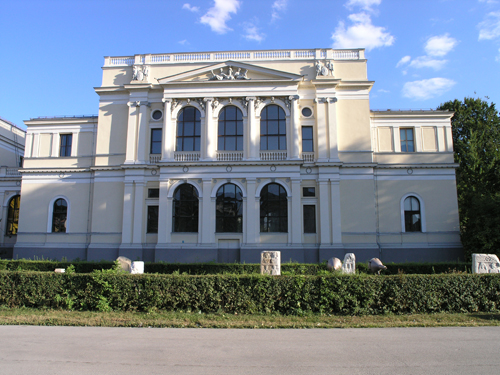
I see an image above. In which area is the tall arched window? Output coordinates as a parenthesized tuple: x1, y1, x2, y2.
(176, 107, 201, 151)
(404, 196, 421, 232)
(6, 195, 20, 235)
(260, 104, 286, 150)
(216, 183, 243, 233)
(218, 106, 243, 151)
(260, 183, 288, 232)
(172, 184, 199, 232)
(52, 198, 68, 233)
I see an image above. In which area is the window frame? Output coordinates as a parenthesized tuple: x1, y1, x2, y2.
(260, 104, 287, 151)
(302, 126, 314, 152)
(400, 193, 426, 233)
(218, 105, 243, 151)
(48, 197, 69, 233)
(216, 183, 243, 233)
(172, 183, 200, 233)
(6, 195, 20, 235)
(59, 134, 73, 157)
(303, 204, 316, 234)
(260, 183, 288, 233)
(147, 205, 159, 233)
(400, 128, 415, 153)
(150, 128, 162, 155)
(176, 106, 201, 152)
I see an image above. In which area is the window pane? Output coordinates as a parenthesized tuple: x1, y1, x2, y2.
(194, 137, 200, 151)
(279, 136, 286, 150)
(268, 136, 278, 150)
(267, 105, 278, 119)
(303, 187, 315, 197)
(226, 121, 236, 135)
(279, 121, 286, 134)
(184, 122, 194, 136)
(236, 137, 243, 151)
(407, 142, 414, 152)
(147, 206, 159, 233)
(268, 120, 279, 134)
(400, 129, 407, 141)
(406, 129, 414, 140)
(226, 137, 236, 150)
(304, 205, 316, 233)
(218, 137, 224, 150)
(303, 140, 313, 152)
(260, 137, 267, 150)
(184, 138, 194, 151)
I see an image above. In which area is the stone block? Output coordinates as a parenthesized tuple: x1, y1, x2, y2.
(327, 257, 342, 271)
(261, 251, 281, 275)
(131, 261, 144, 274)
(342, 253, 356, 274)
(472, 253, 500, 274)
(116, 256, 132, 273)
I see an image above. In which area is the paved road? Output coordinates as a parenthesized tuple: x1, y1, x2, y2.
(1, 326, 499, 375)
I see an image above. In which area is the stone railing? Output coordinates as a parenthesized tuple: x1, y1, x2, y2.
(302, 152, 315, 163)
(174, 152, 200, 162)
(0, 167, 21, 177)
(260, 151, 287, 161)
(216, 151, 244, 161)
(104, 49, 363, 67)
(149, 155, 161, 164)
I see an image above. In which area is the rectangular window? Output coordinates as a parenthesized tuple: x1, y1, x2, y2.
(150, 129, 162, 154)
(147, 206, 159, 233)
(303, 187, 316, 197)
(148, 188, 160, 198)
(400, 128, 414, 152)
(303, 205, 316, 233)
(302, 126, 314, 152)
(60, 134, 72, 157)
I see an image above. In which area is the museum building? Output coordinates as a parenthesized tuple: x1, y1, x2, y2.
(12, 48, 462, 263)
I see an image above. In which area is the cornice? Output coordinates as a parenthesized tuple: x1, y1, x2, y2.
(20, 168, 91, 173)
(375, 163, 459, 169)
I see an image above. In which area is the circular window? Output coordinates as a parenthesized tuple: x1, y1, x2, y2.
(301, 107, 312, 117)
(152, 110, 163, 120)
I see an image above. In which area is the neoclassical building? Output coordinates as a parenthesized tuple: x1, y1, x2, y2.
(14, 48, 462, 262)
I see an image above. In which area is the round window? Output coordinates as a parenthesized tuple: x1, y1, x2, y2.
(301, 107, 312, 117)
(152, 110, 163, 120)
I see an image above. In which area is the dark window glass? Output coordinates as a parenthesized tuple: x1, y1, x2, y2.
(216, 183, 243, 233)
(400, 128, 415, 152)
(60, 134, 72, 157)
(218, 106, 243, 151)
(173, 184, 199, 232)
(177, 107, 201, 151)
(52, 198, 67, 233)
(301, 107, 312, 117)
(6, 195, 20, 235)
(260, 183, 288, 233)
(148, 188, 159, 198)
(404, 196, 421, 232)
(152, 110, 163, 120)
(260, 105, 286, 150)
(150, 129, 162, 154)
(147, 206, 159, 233)
(303, 187, 316, 197)
(303, 205, 316, 233)
(302, 126, 313, 152)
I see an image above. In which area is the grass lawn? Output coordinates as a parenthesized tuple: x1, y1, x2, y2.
(1, 308, 499, 328)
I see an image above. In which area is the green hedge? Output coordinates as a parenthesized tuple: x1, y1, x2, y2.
(0, 260, 471, 275)
(0, 271, 498, 315)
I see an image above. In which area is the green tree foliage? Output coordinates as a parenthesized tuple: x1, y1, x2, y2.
(437, 98, 500, 260)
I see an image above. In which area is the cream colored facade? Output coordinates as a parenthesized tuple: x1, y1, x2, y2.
(14, 48, 462, 262)
(0, 117, 25, 257)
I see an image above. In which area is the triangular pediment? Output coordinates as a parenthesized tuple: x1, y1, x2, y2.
(157, 61, 303, 84)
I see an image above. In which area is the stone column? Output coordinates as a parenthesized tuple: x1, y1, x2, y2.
(246, 97, 259, 160)
(289, 95, 300, 160)
(291, 178, 302, 244)
(121, 181, 134, 244)
(51, 133, 58, 157)
(327, 98, 340, 162)
(318, 179, 331, 245)
(125, 102, 139, 163)
(201, 179, 214, 244)
(157, 179, 170, 244)
(161, 98, 173, 161)
(204, 98, 216, 161)
(71, 132, 79, 157)
(136, 101, 150, 164)
(330, 177, 342, 244)
(25, 133, 33, 158)
(245, 178, 257, 244)
(394, 126, 401, 152)
(132, 181, 145, 244)
(315, 98, 328, 162)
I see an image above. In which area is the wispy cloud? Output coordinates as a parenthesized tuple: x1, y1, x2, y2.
(402, 78, 456, 100)
(345, 0, 381, 12)
(409, 56, 448, 70)
(271, 0, 287, 22)
(183, 3, 199, 12)
(200, 0, 240, 34)
(178, 40, 189, 45)
(396, 55, 411, 68)
(331, 12, 394, 51)
(425, 34, 458, 56)
(478, 11, 500, 40)
(243, 23, 265, 42)
(378, 89, 390, 93)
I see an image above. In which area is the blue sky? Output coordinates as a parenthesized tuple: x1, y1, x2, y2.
(2, 0, 499, 129)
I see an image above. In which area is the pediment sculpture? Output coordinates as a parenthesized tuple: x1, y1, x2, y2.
(209, 66, 250, 81)
(315, 60, 334, 77)
(132, 65, 150, 82)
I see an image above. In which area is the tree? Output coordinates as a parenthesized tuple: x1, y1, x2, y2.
(437, 98, 500, 260)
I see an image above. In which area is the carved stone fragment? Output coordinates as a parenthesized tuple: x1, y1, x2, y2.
(472, 253, 500, 274)
(342, 253, 356, 274)
(368, 258, 387, 275)
(116, 256, 132, 273)
(327, 257, 342, 271)
(131, 261, 144, 274)
(261, 251, 281, 275)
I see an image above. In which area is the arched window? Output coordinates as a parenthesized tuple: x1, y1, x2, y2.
(218, 106, 243, 151)
(176, 107, 201, 151)
(260, 104, 286, 150)
(172, 184, 199, 232)
(52, 198, 68, 233)
(404, 196, 421, 232)
(260, 183, 288, 232)
(6, 195, 20, 235)
(216, 183, 243, 233)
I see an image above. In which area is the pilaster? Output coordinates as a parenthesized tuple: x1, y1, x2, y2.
(289, 95, 300, 160)
(245, 178, 257, 244)
(201, 179, 214, 244)
(318, 179, 331, 245)
(121, 181, 134, 244)
(315, 97, 328, 161)
(161, 98, 173, 161)
(204, 98, 216, 160)
(157, 179, 170, 244)
(330, 177, 342, 244)
(291, 178, 302, 244)
(246, 97, 259, 160)
(136, 101, 150, 164)
(125, 102, 139, 163)
(71, 132, 79, 157)
(132, 181, 145, 244)
(326, 97, 340, 161)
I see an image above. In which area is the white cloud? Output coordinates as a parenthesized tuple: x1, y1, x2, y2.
(331, 12, 394, 51)
(425, 34, 458, 57)
(478, 11, 500, 40)
(409, 56, 447, 70)
(243, 24, 265, 42)
(345, 0, 381, 12)
(396, 55, 411, 67)
(378, 89, 390, 93)
(178, 40, 189, 45)
(183, 3, 199, 12)
(479, 0, 498, 4)
(497, 48, 500, 61)
(200, 0, 240, 34)
(272, 0, 287, 21)
(402, 78, 456, 100)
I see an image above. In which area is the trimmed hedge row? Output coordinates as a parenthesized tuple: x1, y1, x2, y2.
(0, 271, 498, 315)
(0, 260, 471, 275)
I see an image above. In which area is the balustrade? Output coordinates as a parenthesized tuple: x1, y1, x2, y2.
(302, 152, 315, 163)
(260, 151, 287, 161)
(216, 151, 244, 161)
(174, 152, 200, 162)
